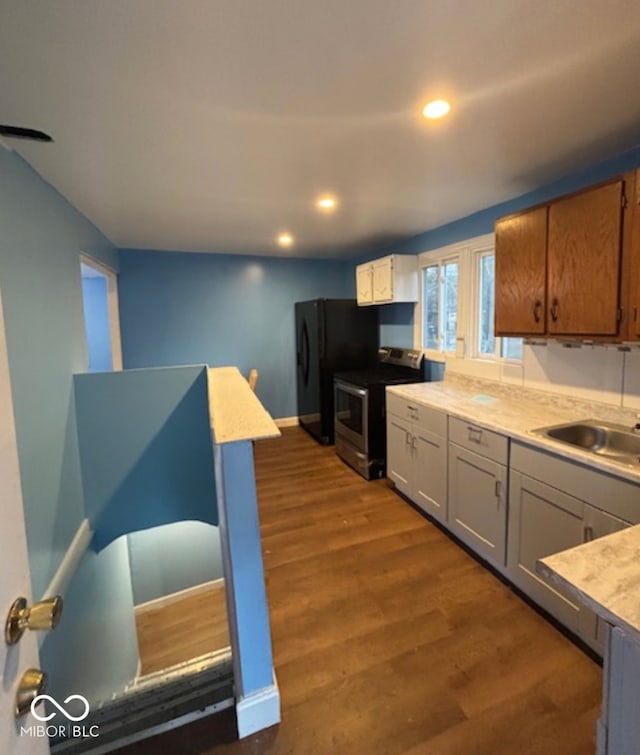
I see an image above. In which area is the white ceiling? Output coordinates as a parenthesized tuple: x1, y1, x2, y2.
(2, 0, 640, 258)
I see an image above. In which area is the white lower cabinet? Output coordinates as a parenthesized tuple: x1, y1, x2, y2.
(386, 391, 640, 658)
(414, 426, 447, 520)
(507, 471, 586, 634)
(448, 443, 508, 568)
(508, 466, 630, 653)
(386, 413, 414, 498)
(386, 394, 447, 523)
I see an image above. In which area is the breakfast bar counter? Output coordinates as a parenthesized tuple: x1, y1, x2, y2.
(539, 527, 640, 755)
(207, 365, 281, 738)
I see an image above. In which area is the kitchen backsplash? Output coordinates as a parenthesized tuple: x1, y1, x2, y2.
(444, 342, 640, 413)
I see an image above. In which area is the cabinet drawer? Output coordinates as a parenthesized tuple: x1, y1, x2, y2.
(386, 393, 447, 436)
(511, 441, 640, 525)
(448, 416, 508, 464)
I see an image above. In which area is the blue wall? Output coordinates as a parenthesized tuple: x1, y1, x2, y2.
(118, 251, 354, 418)
(382, 144, 640, 257)
(81, 276, 113, 371)
(379, 303, 415, 349)
(0, 147, 118, 599)
(41, 536, 139, 709)
(127, 521, 224, 606)
(74, 366, 217, 550)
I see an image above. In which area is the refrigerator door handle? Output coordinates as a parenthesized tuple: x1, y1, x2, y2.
(301, 321, 310, 385)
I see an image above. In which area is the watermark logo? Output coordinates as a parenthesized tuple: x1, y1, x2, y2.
(31, 694, 90, 722)
(21, 693, 99, 740)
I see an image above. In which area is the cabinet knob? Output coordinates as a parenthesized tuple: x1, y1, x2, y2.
(550, 298, 559, 323)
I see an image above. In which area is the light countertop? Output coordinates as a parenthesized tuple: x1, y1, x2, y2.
(389, 373, 640, 641)
(538, 525, 640, 642)
(207, 366, 281, 444)
(387, 375, 640, 484)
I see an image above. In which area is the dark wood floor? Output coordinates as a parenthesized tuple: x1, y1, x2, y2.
(116, 426, 602, 755)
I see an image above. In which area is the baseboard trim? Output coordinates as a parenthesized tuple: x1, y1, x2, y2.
(236, 672, 280, 738)
(42, 518, 92, 600)
(134, 577, 225, 616)
(275, 416, 299, 428)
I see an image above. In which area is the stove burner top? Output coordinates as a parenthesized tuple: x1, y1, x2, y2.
(334, 364, 422, 388)
(334, 346, 425, 388)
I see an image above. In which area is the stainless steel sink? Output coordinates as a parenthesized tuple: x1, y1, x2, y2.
(532, 420, 640, 464)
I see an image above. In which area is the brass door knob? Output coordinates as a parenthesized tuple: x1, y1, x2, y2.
(15, 668, 47, 718)
(5, 596, 63, 645)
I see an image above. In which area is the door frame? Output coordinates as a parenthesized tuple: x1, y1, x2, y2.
(80, 253, 123, 371)
(0, 277, 49, 754)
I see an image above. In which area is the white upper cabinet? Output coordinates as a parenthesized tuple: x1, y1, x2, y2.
(356, 254, 418, 305)
(356, 264, 374, 304)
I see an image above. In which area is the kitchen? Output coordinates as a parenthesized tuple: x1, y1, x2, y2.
(2, 2, 640, 754)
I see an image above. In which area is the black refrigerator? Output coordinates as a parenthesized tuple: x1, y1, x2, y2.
(295, 299, 378, 444)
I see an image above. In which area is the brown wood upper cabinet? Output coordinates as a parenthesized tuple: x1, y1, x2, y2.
(548, 180, 623, 336)
(495, 176, 632, 339)
(625, 171, 640, 339)
(495, 207, 547, 335)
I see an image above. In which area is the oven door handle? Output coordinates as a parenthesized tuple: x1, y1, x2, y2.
(335, 381, 367, 398)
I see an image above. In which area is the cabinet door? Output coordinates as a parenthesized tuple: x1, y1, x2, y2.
(495, 206, 547, 335)
(414, 427, 447, 522)
(605, 626, 640, 755)
(372, 258, 393, 303)
(386, 413, 414, 497)
(448, 443, 507, 566)
(356, 264, 373, 305)
(507, 472, 585, 632)
(583, 505, 630, 653)
(547, 180, 623, 336)
(625, 170, 640, 339)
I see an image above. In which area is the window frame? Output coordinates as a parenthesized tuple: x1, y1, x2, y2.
(417, 246, 465, 360)
(470, 245, 523, 363)
(415, 233, 523, 369)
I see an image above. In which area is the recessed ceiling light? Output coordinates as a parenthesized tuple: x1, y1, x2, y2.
(316, 195, 338, 212)
(277, 232, 294, 248)
(422, 99, 451, 120)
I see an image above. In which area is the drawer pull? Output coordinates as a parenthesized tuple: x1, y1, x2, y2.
(494, 480, 502, 501)
(532, 300, 542, 324)
(467, 426, 483, 443)
(583, 525, 594, 543)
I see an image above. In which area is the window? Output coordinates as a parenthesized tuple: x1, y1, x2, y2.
(418, 234, 523, 369)
(474, 250, 522, 361)
(422, 259, 459, 353)
(477, 252, 495, 356)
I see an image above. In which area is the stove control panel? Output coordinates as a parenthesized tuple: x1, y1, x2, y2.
(378, 347, 423, 370)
